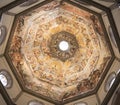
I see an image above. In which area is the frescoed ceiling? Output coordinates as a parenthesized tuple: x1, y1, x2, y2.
(4, 0, 115, 104)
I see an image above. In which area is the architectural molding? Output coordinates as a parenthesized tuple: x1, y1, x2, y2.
(12, 91, 23, 103)
(101, 72, 120, 105)
(0, 0, 27, 13)
(5, 11, 16, 16)
(96, 93, 101, 105)
(115, 57, 120, 62)
(106, 8, 120, 52)
(0, 81, 16, 105)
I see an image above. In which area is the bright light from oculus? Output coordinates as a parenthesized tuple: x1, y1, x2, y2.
(59, 41, 69, 51)
(0, 74, 8, 86)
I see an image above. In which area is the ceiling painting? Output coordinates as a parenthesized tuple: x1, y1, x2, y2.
(7, 0, 112, 102)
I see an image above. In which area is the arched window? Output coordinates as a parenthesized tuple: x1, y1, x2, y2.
(105, 72, 116, 92)
(0, 25, 6, 45)
(74, 102, 87, 105)
(28, 100, 44, 105)
(0, 70, 12, 88)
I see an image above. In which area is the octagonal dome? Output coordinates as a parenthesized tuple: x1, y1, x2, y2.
(5, 0, 112, 103)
